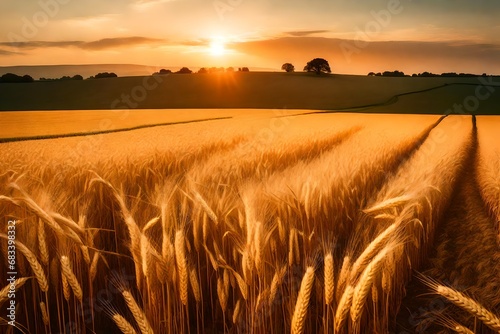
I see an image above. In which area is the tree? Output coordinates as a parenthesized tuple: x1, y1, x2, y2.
(176, 67, 192, 74)
(382, 70, 405, 77)
(226, 67, 234, 72)
(303, 58, 331, 75)
(0, 73, 34, 83)
(72, 75, 83, 80)
(239, 67, 249, 72)
(93, 72, 118, 79)
(281, 63, 295, 72)
(197, 67, 208, 74)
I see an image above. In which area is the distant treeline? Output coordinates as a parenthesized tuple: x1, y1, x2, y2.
(368, 70, 497, 77)
(153, 67, 249, 75)
(0, 72, 118, 83)
(0, 73, 34, 83)
(40, 75, 83, 81)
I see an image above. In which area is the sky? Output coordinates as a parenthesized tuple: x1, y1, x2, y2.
(1, 0, 500, 75)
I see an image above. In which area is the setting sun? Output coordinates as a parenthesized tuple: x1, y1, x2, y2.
(209, 38, 226, 56)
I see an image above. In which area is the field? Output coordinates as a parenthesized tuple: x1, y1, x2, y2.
(1, 103, 499, 334)
(1, 73, 500, 113)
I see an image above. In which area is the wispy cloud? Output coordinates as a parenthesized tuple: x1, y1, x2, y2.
(0, 49, 23, 56)
(132, 0, 179, 10)
(0, 37, 164, 52)
(82, 37, 164, 50)
(284, 30, 330, 37)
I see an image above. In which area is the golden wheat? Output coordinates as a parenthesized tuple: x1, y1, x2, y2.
(0, 234, 48, 292)
(0, 277, 30, 306)
(434, 284, 500, 332)
(324, 252, 335, 306)
(291, 267, 315, 334)
(60, 255, 83, 301)
(113, 313, 138, 334)
(122, 290, 154, 334)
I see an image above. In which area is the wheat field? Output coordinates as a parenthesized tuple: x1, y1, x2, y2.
(0, 112, 499, 334)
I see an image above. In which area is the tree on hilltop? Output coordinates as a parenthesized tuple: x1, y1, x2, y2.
(176, 67, 192, 74)
(281, 63, 295, 72)
(304, 58, 331, 75)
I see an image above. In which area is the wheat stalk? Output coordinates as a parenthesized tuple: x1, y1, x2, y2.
(38, 218, 49, 266)
(334, 285, 354, 333)
(189, 267, 201, 302)
(233, 299, 242, 324)
(192, 190, 218, 224)
(113, 313, 138, 334)
(291, 266, 315, 334)
(434, 285, 500, 332)
(122, 290, 154, 334)
(349, 222, 397, 283)
(40, 301, 50, 326)
(269, 265, 287, 306)
(62, 274, 70, 301)
(336, 256, 351, 302)
(217, 275, 228, 312)
(0, 277, 30, 306)
(363, 195, 412, 214)
(0, 234, 48, 292)
(452, 324, 475, 334)
(350, 247, 390, 325)
(174, 230, 189, 306)
(60, 255, 83, 301)
(324, 252, 335, 305)
(89, 252, 100, 283)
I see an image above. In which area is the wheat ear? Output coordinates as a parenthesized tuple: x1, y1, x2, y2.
(350, 247, 390, 325)
(0, 277, 30, 306)
(269, 266, 287, 306)
(324, 252, 335, 305)
(40, 301, 49, 326)
(334, 285, 354, 333)
(0, 234, 48, 292)
(435, 285, 500, 332)
(291, 266, 315, 334)
(60, 256, 83, 301)
(38, 218, 49, 266)
(336, 256, 351, 302)
(112, 313, 138, 334)
(349, 223, 397, 283)
(122, 290, 154, 334)
(175, 230, 189, 306)
(189, 267, 201, 302)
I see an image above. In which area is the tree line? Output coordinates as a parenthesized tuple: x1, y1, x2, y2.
(0, 72, 117, 83)
(2, 59, 496, 83)
(367, 70, 494, 77)
(153, 67, 250, 75)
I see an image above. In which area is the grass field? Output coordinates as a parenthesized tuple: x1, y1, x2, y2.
(1, 73, 499, 113)
(1, 107, 499, 333)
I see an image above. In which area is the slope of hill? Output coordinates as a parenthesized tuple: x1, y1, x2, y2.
(0, 72, 499, 113)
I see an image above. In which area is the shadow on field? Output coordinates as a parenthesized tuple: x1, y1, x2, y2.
(0, 116, 232, 143)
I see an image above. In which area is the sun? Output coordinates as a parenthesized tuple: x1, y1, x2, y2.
(209, 37, 226, 56)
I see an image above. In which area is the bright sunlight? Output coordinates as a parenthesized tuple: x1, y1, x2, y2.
(209, 37, 226, 56)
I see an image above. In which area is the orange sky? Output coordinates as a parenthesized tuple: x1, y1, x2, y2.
(1, 0, 500, 74)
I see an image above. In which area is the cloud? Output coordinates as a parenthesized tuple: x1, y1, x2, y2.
(0, 37, 164, 51)
(285, 30, 330, 37)
(230, 36, 500, 74)
(0, 49, 23, 56)
(132, 0, 179, 10)
(81, 37, 164, 50)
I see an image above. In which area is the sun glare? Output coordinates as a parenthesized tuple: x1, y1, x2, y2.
(209, 38, 226, 56)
